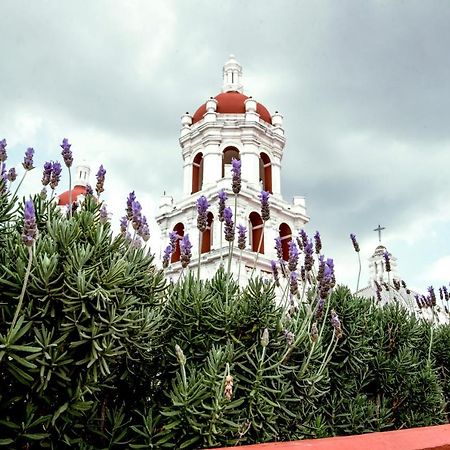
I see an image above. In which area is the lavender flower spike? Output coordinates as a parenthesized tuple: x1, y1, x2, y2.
(331, 309, 343, 339)
(42, 162, 52, 186)
(231, 158, 241, 194)
(50, 162, 62, 189)
(60, 138, 73, 168)
(259, 190, 270, 222)
(0, 138, 7, 162)
(350, 233, 360, 252)
(289, 271, 299, 296)
(218, 189, 228, 222)
(162, 245, 173, 268)
(85, 183, 93, 196)
(126, 191, 136, 220)
(196, 195, 210, 232)
(180, 234, 192, 268)
(99, 205, 108, 224)
(237, 224, 247, 250)
(120, 216, 128, 235)
(270, 260, 280, 287)
(383, 250, 391, 272)
(131, 200, 142, 231)
(223, 206, 234, 242)
(288, 240, 299, 272)
(7, 168, 17, 182)
(314, 231, 322, 255)
(22, 199, 38, 246)
(169, 231, 179, 248)
(139, 215, 150, 242)
(22, 147, 34, 171)
(96, 164, 106, 195)
(274, 237, 283, 260)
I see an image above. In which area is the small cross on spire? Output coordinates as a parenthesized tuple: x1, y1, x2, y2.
(373, 224, 386, 243)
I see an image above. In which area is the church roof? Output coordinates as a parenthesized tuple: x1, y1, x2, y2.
(58, 185, 87, 206)
(192, 91, 272, 124)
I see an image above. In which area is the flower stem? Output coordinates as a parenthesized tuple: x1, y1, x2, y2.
(356, 251, 361, 292)
(11, 246, 33, 329)
(68, 167, 72, 218)
(238, 248, 243, 284)
(250, 222, 265, 278)
(197, 231, 203, 280)
(11, 171, 27, 200)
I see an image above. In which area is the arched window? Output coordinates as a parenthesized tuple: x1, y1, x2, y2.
(279, 223, 292, 261)
(171, 222, 185, 263)
(249, 212, 264, 254)
(260, 152, 272, 193)
(192, 152, 203, 194)
(201, 212, 214, 254)
(222, 146, 240, 178)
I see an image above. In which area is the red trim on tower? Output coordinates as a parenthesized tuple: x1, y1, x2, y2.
(58, 185, 87, 205)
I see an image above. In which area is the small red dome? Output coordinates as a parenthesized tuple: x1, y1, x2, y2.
(192, 92, 272, 124)
(58, 185, 87, 205)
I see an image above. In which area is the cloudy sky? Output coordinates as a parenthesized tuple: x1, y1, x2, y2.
(1, 0, 449, 292)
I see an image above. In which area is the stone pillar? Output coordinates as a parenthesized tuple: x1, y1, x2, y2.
(183, 161, 193, 195)
(241, 138, 260, 188)
(271, 158, 282, 196)
(202, 140, 222, 187)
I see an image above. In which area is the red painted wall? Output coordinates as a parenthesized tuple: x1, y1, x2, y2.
(212, 424, 450, 450)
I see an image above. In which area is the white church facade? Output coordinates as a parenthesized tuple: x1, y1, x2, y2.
(156, 55, 309, 282)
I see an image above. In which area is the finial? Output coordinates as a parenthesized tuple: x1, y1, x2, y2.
(222, 54, 243, 93)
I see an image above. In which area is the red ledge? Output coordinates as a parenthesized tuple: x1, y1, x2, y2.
(212, 424, 450, 450)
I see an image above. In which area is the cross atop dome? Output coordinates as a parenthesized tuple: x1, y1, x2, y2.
(222, 54, 243, 93)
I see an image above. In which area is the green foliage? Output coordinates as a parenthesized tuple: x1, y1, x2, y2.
(0, 187, 448, 448)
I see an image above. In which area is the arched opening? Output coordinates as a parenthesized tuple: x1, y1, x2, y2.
(171, 222, 185, 263)
(279, 223, 292, 261)
(259, 152, 272, 193)
(249, 212, 264, 254)
(192, 152, 204, 194)
(222, 146, 240, 178)
(201, 212, 214, 254)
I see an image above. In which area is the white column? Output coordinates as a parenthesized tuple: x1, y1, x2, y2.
(202, 140, 222, 187)
(241, 139, 260, 188)
(271, 158, 282, 196)
(183, 161, 192, 195)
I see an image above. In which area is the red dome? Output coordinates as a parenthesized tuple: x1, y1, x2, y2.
(192, 92, 272, 124)
(58, 185, 87, 205)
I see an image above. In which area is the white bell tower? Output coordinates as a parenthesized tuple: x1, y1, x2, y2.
(156, 56, 309, 282)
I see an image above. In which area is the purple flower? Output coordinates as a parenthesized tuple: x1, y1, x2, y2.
(196, 195, 210, 232)
(22, 147, 34, 171)
(383, 251, 391, 272)
(289, 271, 299, 297)
(223, 206, 234, 242)
(443, 286, 449, 302)
(131, 200, 142, 231)
(169, 231, 179, 248)
(316, 298, 325, 319)
(274, 237, 283, 260)
(0, 139, 7, 162)
(288, 240, 299, 272)
(162, 244, 172, 268)
(42, 162, 53, 186)
(126, 191, 136, 220)
(271, 260, 280, 287)
(299, 229, 308, 250)
(60, 138, 73, 168)
(350, 233, 360, 252)
(85, 183, 93, 196)
(120, 216, 128, 235)
(50, 162, 62, 189)
(331, 309, 343, 339)
(99, 205, 108, 224)
(22, 199, 37, 246)
(304, 239, 314, 272)
(231, 158, 241, 194)
(180, 234, 192, 268)
(428, 286, 436, 306)
(237, 224, 247, 250)
(7, 167, 16, 182)
(96, 165, 106, 195)
(218, 189, 228, 222)
(314, 231, 322, 254)
(138, 215, 150, 242)
(259, 190, 270, 222)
